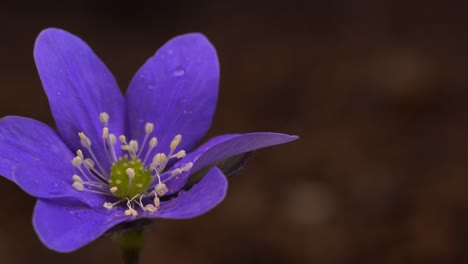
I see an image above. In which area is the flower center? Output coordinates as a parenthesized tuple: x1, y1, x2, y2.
(70, 112, 193, 217)
(109, 156, 152, 198)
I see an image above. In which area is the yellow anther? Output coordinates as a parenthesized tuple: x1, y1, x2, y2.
(110, 187, 118, 193)
(129, 140, 139, 153)
(99, 112, 110, 124)
(109, 134, 117, 145)
(76, 149, 84, 159)
(102, 127, 109, 139)
(144, 204, 157, 212)
(72, 175, 83, 182)
(182, 162, 193, 172)
(171, 168, 182, 177)
(152, 153, 167, 168)
(155, 183, 168, 197)
(149, 137, 158, 148)
(170, 134, 182, 151)
(145, 122, 154, 134)
(84, 158, 95, 169)
(121, 145, 130, 151)
(174, 150, 186, 159)
(72, 156, 83, 167)
(72, 181, 84, 191)
(78, 132, 91, 147)
(153, 196, 160, 207)
(124, 208, 138, 217)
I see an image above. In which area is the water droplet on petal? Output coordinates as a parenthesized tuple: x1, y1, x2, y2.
(57, 91, 62, 96)
(172, 66, 185, 77)
(148, 84, 155, 90)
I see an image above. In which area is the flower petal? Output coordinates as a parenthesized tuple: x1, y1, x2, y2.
(33, 199, 127, 253)
(148, 166, 227, 219)
(33, 164, 226, 252)
(0, 116, 72, 182)
(162, 132, 299, 195)
(125, 33, 219, 156)
(34, 28, 125, 169)
(14, 162, 105, 207)
(33, 167, 226, 252)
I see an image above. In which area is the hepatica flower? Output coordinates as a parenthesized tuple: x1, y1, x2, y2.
(0, 28, 297, 253)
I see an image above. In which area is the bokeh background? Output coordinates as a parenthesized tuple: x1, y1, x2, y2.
(1, 1, 468, 263)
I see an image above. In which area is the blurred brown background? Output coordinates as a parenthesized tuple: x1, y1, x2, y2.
(1, 1, 468, 263)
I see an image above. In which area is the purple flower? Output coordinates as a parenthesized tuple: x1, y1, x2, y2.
(0, 28, 297, 252)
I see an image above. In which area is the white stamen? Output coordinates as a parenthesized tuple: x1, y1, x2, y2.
(124, 208, 138, 217)
(72, 156, 83, 167)
(137, 123, 155, 158)
(173, 150, 186, 159)
(72, 175, 83, 182)
(102, 198, 127, 210)
(153, 196, 160, 207)
(155, 183, 168, 197)
(71, 113, 191, 218)
(82, 181, 108, 189)
(102, 127, 113, 164)
(137, 195, 145, 208)
(81, 188, 116, 196)
(108, 133, 117, 162)
(99, 112, 109, 124)
(162, 162, 193, 184)
(182, 162, 193, 172)
(102, 127, 109, 139)
(129, 140, 139, 156)
(109, 134, 117, 145)
(72, 181, 84, 191)
(83, 158, 95, 169)
(81, 158, 108, 183)
(171, 168, 182, 177)
(170, 134, 182, 151)
(121, 145, 130, 151)
(144, 204, 157, 212)
(120, 136, 137, 158)
(145, 122, 154, 134)
(151, 153, 167, 171)
(142, 137, 158, 164)
(79, 135, 108, 177)
(149, 137, 157, 148)
(78, 132, 92, 148)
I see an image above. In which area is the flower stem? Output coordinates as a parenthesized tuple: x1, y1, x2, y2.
(115, 229, 144, 264)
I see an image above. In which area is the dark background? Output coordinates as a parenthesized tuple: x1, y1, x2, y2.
(0, 1, 468, 263)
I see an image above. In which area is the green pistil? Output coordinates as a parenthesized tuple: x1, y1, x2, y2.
(110, 155, 152, 198)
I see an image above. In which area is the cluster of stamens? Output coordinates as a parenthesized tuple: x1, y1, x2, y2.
(71, 112, 193, 217)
